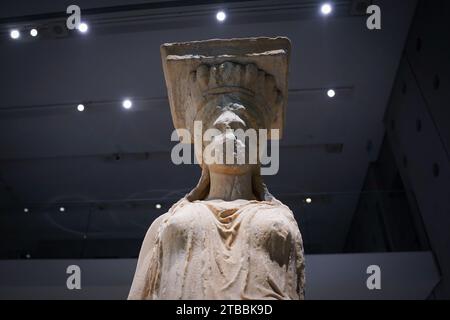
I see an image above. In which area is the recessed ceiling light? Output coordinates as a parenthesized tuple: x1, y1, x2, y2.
(327, 89, 336, 98)
(59, 207, 66, 213)
(24, 208, 29, 213)
(216, 11, 226, 22)
(306, 198, 312, 204)
(122, 99, 132, 109)
(30, 29, 38, 37)
(155, 203, 162, 209)
(321, 3, 333, 15)
(10, 29, 20, 39)
(77, 104, 85, 112)
(78, 22, 88, 33)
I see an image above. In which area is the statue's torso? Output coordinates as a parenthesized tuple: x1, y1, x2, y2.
(128, 198, 305, 300)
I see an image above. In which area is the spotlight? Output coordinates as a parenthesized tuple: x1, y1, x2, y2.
(30, 29, 38, 37)
(306, 198, 312, 204)
(24, 208, 29, 213)
(122, 99, 133, 109)
(78, 22, 89, 33)
(10, 29, 20, 39)
(216, 11, 226, 22)
(155, 203, 162, 209)
(327, 89, 336, 98)
(25, 253, 31, 259)
(77, 104, 85, 112)
(59, 207, 66, 213)
(321, 3, 333, 15)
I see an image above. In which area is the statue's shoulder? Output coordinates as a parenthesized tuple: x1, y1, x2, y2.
(266, 198, 296, 218)
(155, 198, 209, 221)
(167, 198, 205, 212)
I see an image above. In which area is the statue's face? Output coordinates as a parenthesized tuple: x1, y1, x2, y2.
(195, 94, 265, 175)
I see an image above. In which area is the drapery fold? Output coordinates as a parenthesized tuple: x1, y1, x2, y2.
(128, 198, 305, 300)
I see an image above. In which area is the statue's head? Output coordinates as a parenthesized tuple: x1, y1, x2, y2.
(161, 37, 291, 200)
(190, 61, 283, 177)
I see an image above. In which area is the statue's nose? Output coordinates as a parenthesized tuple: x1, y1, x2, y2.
(213, 110, 246, 130)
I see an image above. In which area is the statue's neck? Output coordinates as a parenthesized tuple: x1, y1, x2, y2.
(206, 171, 256, 201)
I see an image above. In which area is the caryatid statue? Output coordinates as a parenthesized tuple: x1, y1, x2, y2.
(128, 37, 305, 300)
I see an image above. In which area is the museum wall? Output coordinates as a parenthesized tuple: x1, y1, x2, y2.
(383, 0, 450, 299)
(345, 137, 430, 253)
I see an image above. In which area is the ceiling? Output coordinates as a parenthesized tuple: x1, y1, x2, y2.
(0, 0, 418, 258)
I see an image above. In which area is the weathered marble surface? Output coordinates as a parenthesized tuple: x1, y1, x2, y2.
(160, 37, 291, 140)
(128, 37, 305, 300)
(129, 198, 304, 299)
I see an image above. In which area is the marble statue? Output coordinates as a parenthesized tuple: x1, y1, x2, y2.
(128, 37, 305, 300)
